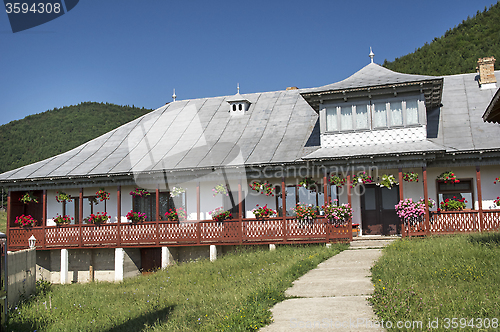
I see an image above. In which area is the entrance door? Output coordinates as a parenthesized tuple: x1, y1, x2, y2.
(361, 185, 400, 235)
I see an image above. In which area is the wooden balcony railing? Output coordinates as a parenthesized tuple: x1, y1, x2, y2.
(8, 217, 353, 251)
(404, 210, 500, 237)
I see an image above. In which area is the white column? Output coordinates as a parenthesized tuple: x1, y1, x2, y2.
(210, 245, 217, 262)
(326, 243, 332, 248)
(60, 249, 69, 284)
(114, 248, 124, 282)
(161, 247, 171, 269)
(269, 244, 276, 251)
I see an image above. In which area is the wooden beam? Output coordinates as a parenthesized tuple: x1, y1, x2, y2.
(196, 182, 200, 221)
(398, 168, 406, 238)
(476, 165, 484, 231)
(116, 186, 121, 224)
(79, 188, 83, 224)
(6, 191, 11, 244)
(323, 169, 328, 206)
(282, 176, 287, 242)
(347, 173, 352, 208)
(423, 166, 430, 236)
(42, 190, 47, 225)
(156, 185, 160, 222)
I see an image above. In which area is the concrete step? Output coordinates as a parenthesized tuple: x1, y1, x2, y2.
(349, 235, 398, 249)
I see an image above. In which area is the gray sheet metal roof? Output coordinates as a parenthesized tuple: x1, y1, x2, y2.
(483, 87, 500, 123)
(0, 90, 318, 182)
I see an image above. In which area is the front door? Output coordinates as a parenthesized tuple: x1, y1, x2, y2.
(361, 185, 400, 235)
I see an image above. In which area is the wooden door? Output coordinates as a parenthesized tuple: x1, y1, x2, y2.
(361, 185, 400, 235)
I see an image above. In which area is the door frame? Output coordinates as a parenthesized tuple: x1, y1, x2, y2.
(360, 184, 400, 235)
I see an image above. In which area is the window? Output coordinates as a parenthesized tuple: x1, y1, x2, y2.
(324, 97, 421, 132)
(134, 191, 187, 221)
(437, 179, 474, 210)
(275, 185, 325, 217)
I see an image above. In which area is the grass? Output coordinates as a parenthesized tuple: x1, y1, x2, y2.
(8, 243, 347, 331)
(0, 210, 5, 233)
(370, 233, 500, 331)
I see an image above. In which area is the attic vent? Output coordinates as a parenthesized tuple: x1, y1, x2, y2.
(226, 85, 251, 116)
(477, 57, 497, 89)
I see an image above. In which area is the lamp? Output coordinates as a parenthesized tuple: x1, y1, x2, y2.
(28, 235, 36, 249)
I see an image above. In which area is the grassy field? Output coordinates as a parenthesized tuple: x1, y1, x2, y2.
(8, 243, 346, 331)
(0, 210, 5, 233)
(370, 233, 500, 331)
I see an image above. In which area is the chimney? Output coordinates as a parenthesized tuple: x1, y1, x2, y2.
(286, 86, 298, 90)
(476, 57, 497, 89)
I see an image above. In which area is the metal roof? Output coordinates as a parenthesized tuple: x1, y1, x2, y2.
(483, 87, 500, 123)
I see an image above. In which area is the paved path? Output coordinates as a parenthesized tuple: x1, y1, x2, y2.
(260, 237, 396, 332)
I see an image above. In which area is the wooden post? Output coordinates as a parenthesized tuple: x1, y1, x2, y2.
(347, 173, 352, 241)
(196, 182, 200, 221)
(6, 191, 11, 247)
(79, 188, 83, 224)
(282, 176, 287, 243)
(323, 169, 328, 206)
(476, 165, 484, 231)
(398, 168, 406, 238)
(117, 185, 122, 247)
(423, 166, 430, 236)
(238, 178, 243, 244)
(42, 190, 47, 225)
(156, 185, 160, 222)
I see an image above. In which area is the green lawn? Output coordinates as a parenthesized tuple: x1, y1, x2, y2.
(370, 233, 500, 331)
(8, 243, 346, 331)
(0, 210, 6, 233)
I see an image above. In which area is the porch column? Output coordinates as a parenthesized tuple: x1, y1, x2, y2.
(238, 178, 243, 244)
(6, 191, 11, 242)
(210, 245, 217, 262)
(476, 165, 484, 231)
(117, 186, 122, 247)
(196, 182, 200, 220)
(79, 188, 83, 224)
(156, 185, 160, 222)
(42, 190, 47, 225)
(422, 166, 430, 236)
(60, 249, 69, 284)
(114, 248, 124, 282)
(398, 168, 406, 238)
(161, 247, 172, 268)
(281, 176, 287, 243)
(323, 169, 328, 206)
(347, 173, 352, 241)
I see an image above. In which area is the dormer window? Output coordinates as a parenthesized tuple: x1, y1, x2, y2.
(227, 91, 251, 116)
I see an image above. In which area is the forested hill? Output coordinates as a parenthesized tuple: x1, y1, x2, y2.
(0, 102, 153, 174)
(383, 1, 500, 75)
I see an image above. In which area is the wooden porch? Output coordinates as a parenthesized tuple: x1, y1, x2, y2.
(8, 217, 353, 251)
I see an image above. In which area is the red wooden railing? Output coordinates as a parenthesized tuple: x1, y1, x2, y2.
(8, 217, 352, 251)
(404, 210, 500, 237)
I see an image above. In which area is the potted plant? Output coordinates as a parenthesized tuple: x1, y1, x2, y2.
(129, 188, 150, 197)
(53, 214, 73, 226)
(351, 172, 373, 188)
(494, 197, 500, 207)
(329, 174, 345, 188)
(377, 174, 398, 189)
(252, 204, 276, 219)
(212, 184, 229, 197)
(126, 210, 147, 223)
(293, 203, 317, 221)
(86, 212, 110, 225)
(249, 181, 274, 196)
(15, 214, 36, 227)
(19, 192, 39, 204)
(170, 186, 185, 198)
(321, 199, 352, 226)
(95, 188, 110, 201)
(438, 197, 467, 211)
(395, 198, 436, 225)
(55, 192, 72, 203)
(402, 171, 419, 182)
(437, 171, 459, 184)
(209, 207, 232, 223)
(297, 177, 319, 192)
(164, 207, 186, 221)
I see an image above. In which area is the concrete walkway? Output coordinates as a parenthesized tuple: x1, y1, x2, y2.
(260, 236, 396, 332)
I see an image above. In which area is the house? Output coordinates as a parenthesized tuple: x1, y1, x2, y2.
(1, 53, 499, 283)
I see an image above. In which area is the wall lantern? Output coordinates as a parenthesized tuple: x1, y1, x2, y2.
(28, 235, 36, 249)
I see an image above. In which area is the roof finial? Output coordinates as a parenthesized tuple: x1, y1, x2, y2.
(237, 83, 240, 94)
(369, 47, 375, 63)
(172, 88, 176, 102)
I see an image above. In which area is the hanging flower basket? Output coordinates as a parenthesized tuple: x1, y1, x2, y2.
(402, 172, 419, 182)
(19, 192, 39, 204)
(437, 171, 459, 184)
(86, 212, 110, 225)
(95, 188, 110, 202)
(249, 181, 274, 196)
(126, 210, 147, 223)
(377, 174, 399, 189)
(494, 177, 499, 184)
(212, 184, 228, 197)
(53, 214, 73, 226)
(252, 204, 276, 219)
(351, 172, 373, 188)
(329, 174, 345, 188)
(55, 192, 73, 203)
(297, 177, 319, 192)
(170, 186, 186, 198)
(209, 207, 232, 222)
(129, 188, 150, 198)
(15, 214, 36, 227)
(164, 207, 186, 221)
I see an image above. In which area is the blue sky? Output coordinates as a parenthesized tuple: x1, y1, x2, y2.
(0, 0, 497, 126)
